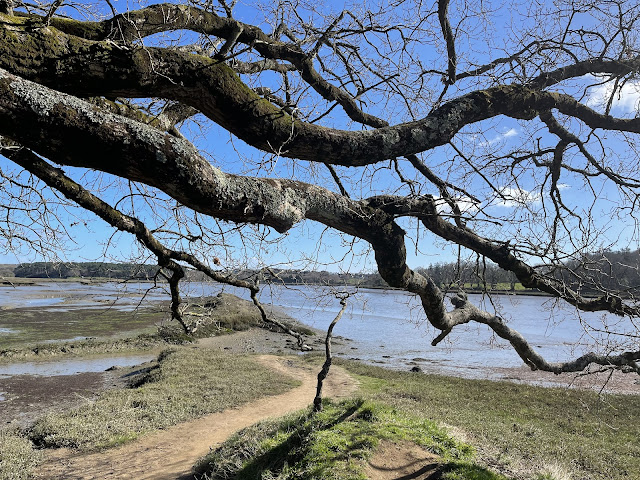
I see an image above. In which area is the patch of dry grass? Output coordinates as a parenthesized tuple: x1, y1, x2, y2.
(28, 349, 299, 451)
(0, 429, 42, 480)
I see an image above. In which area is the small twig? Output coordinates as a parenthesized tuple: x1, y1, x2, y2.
(313, 293, 349, 412)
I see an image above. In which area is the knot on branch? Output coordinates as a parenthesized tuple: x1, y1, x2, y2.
(606, 293, 622, 313)
(450, 290, 467, 308)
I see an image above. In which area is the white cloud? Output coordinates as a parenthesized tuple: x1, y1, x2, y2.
(435, 185, 567, 214)
(479, 128, 519, 147)
(434, 196, 479, 215)
(492, 187, 541, 208)
(585, 77, 640, 114)
(503, 128, 518, 138)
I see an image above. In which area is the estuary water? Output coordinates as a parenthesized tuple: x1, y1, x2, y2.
(241, 285, 634, 377)
(0, 281, 634, 379)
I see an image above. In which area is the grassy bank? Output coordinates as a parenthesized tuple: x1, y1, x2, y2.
(0, 333, 167, 361)
(0, 306, 165, 350)
(336, 359, 640, 480)
(194, 398, 505, 480)
(27, 349, 300, 451)
(0, 293, 313, 361)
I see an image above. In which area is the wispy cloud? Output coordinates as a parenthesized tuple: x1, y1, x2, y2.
(434, 196, 479, 215)
(492, 187, 541, 208)
(435, 185, 568, 214)
(585, 76, 640, 114)
(478, 128, 519, 147)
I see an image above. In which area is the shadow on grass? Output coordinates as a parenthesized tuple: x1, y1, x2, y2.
(193, 398, 507, 480)
(365, 461, 500, 480)
(436, 461, 509, 480)
(235, 399, 365, 479)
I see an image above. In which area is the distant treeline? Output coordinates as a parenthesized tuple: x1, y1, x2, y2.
(263, 266, 519, 291)
(9, 248, 640, 294)
(416, 248, 640, 294)
(557, 249, 640, 294)
(13, 262, 159, 279)
(264, 269, 388, 288)
(268, 248, 640, 294)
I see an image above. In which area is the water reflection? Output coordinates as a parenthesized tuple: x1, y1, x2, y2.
(0, 354, 155, 378)
(0, 281, 632, 378)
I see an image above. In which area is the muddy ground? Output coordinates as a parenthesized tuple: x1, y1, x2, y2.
(0, 327, 354, 428)
(0, 363, 154, 428)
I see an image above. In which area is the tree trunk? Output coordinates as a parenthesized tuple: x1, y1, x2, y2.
(313, 297, 348, 412)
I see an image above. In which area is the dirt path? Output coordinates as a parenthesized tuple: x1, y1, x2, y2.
(34, 355, 358, 480)
(365, 440, 440, 480)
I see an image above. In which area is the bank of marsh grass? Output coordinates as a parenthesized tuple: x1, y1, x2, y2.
(0, 293, 313, 361)
(336, 359, 640, 480)
(28, 349, 299, 451)
(194, 398, 505, 480)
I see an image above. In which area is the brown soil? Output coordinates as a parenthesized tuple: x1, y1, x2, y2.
(493, 365, 640, 395)
(33, 354, 358, 480)
(195, 325, 354, 356)
(0, 372, 106, 428)
(0, 364, 154, 428)
(365, 440, 441, 480)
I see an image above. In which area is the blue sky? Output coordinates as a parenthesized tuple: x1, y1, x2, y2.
(0, 0, 639, 271)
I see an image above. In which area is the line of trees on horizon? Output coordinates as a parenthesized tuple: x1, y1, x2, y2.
(12, 262, 159, 280)
(8, 247, 640, 295)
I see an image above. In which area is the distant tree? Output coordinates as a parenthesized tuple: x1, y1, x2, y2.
(0, 0, 640, 375)
(14, 262, 157, 279)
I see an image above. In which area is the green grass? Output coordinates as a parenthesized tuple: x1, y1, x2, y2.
(27, 349, 299, 451)
(0, 430, 42, 480)
(337, 359, 640, 480)
(0, 332, 166, 361)
(0, 293, 314, 360)
(0, 307, 165, 349)
(194, 398, 505, 480)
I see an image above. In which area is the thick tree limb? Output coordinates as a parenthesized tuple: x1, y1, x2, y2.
(0, 69, 637, 375)
(367, 194, 640, 317)
(17, 5, 387, 129)
(0, 67, 636, 324)
(1, 22, 640, 171)
(0, 69, 627, 325)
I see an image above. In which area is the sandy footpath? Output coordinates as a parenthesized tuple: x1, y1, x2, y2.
(34, 354, 358, 480)
(0, 327, 353, 428)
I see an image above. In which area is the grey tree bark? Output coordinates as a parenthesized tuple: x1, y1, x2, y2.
(0, 0, 639, 376)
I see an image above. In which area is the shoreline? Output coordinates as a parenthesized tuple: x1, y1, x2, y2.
(209, 328, 640, 397)
(2, 325, 638, 402)
(0, 276, 552, 297)
(1, 326, 638, 431)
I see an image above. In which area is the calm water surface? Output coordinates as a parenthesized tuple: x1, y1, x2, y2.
(186, 283, 632, 377)
(0, 354, 156, 377)
(0, 281, 631, 378)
